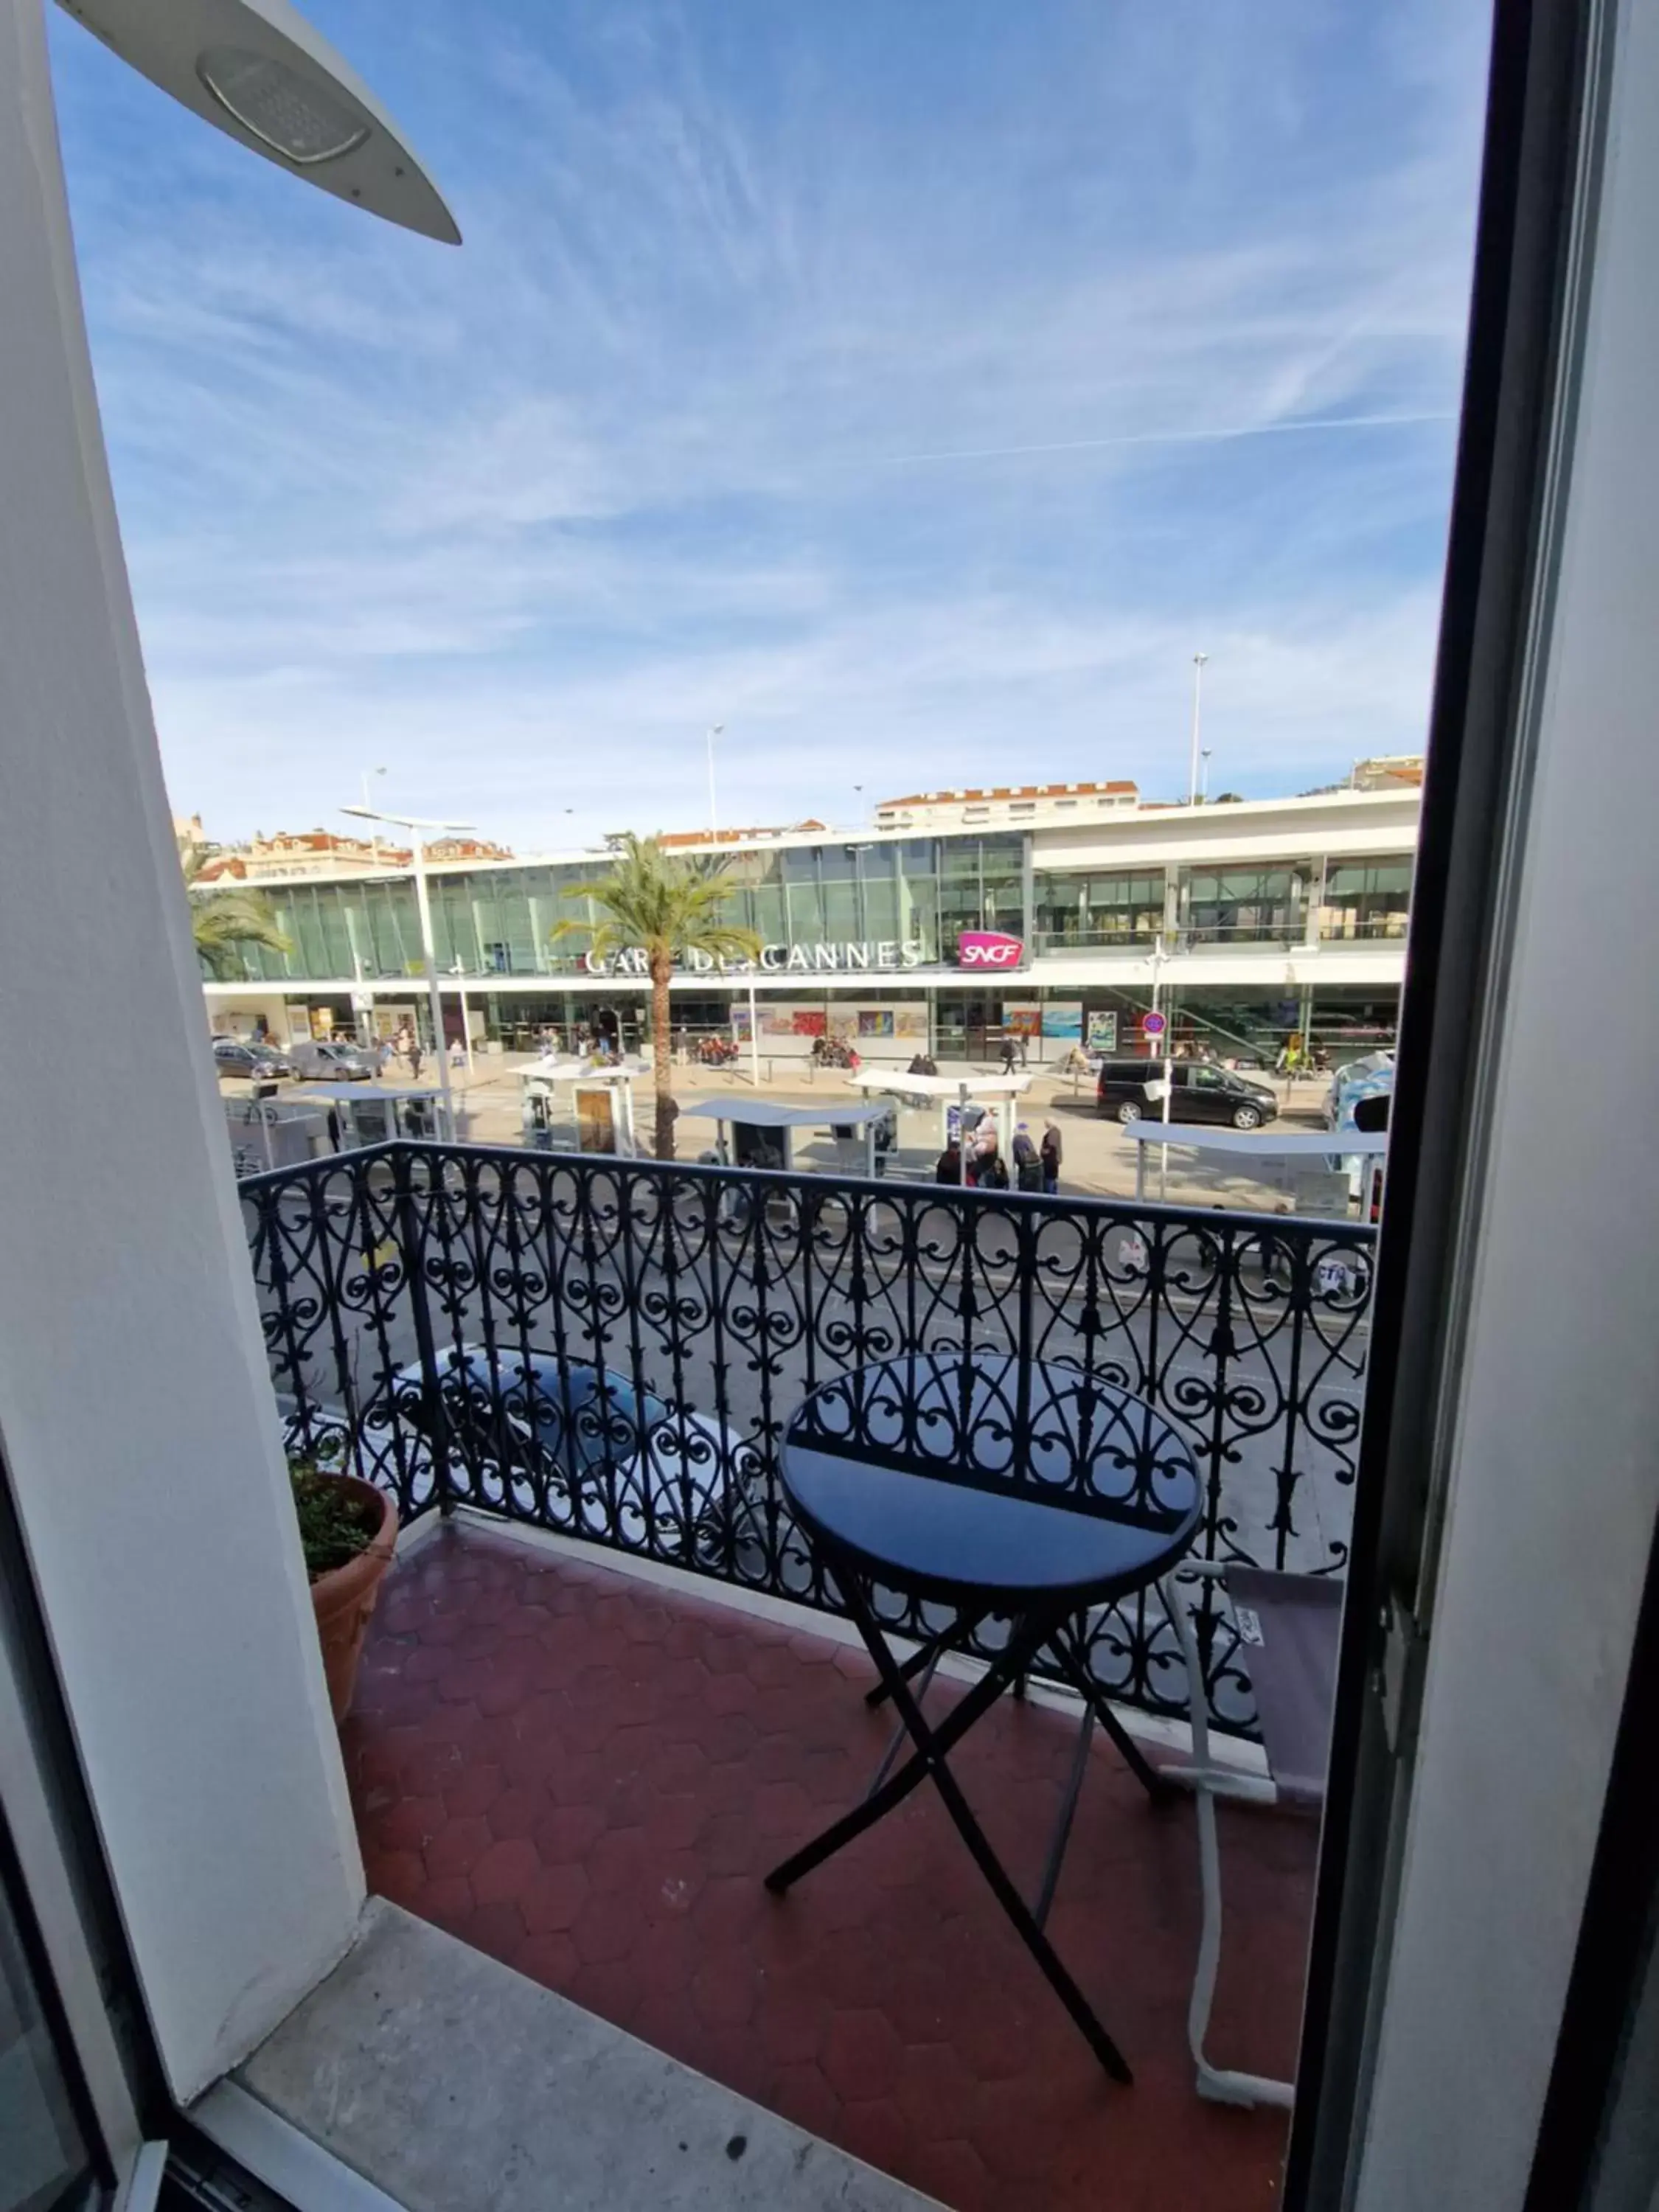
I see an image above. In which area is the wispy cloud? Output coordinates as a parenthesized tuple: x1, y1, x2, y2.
(48, 0, 1489, 849)
(868, 413, 1455, 468)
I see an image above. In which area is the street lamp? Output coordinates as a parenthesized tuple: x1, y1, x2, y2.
(359, 765, 386, 863)
(342, 804, 473, 1138)
(1188, 652, 1210, 807)
(706, 724, 725, 842)
(51, 0, 460, 242)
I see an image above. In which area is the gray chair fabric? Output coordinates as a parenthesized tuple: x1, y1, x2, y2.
(1223, 1567, 1343, 1812)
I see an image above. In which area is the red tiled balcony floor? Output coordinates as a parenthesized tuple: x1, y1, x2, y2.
(343, 1525, 1316, 2211)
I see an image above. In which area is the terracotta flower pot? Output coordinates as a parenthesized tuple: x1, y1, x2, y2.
(307, 1475, 398, 1722)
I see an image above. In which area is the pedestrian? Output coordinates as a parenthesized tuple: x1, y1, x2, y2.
(378, 1034, 397, 1075)
(1040, 1121, 1062, 1195)
(1012, 1122, 1043, 1192)
(977, 1135, 1009, 1192)
(405, 1032, 423, 1082)
(934, 1138, 962, 1184)
(998, 1032, 1018, 1075)
(1016, 1030, 1029, 1070)
(448, 1032, 465, 1071)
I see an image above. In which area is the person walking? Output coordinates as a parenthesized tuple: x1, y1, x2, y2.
(1040, 1121, 1062, 1195)
(1012, 1123, 1043, 1192)
(998, 1032, 1018, 1075)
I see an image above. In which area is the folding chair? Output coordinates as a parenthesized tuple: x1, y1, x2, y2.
(1159, 1562, 1343, 2109)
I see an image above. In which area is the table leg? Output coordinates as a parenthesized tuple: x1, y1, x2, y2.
(765, 1573, 1134, 2084)
(863, 1619, 962, 1710)
(1046, 1621, 1175, 1804)
(763, 1611, 1034, 1893)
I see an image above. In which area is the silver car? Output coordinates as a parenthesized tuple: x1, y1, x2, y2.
(288, 1038, 378, 1081)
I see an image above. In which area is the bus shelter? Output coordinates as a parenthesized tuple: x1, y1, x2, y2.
(678, 1096, 895, 1180)
(288, 1082, 456, 1150)
(519, 1059, 645, 1156)
(1122, 1123, 1389, 1214)
(841, 1067, 1033, 1184)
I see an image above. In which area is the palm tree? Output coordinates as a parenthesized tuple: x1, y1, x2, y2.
(552, 835, 761, 1159)
(178, 839, 292, 978)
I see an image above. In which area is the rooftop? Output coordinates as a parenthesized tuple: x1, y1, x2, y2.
(346, 1521, 1315, 2212)
(876, 782, 1139, 806)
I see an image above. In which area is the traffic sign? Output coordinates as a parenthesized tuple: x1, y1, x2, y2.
(1141, 1010, 1167, 1040)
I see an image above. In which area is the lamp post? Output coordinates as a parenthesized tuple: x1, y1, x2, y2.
(706, 723, 725, 842)
(343, 805, 473, 1138)
(360, 765, 386, 863)
(1188, 653, 1210, 807)
(449, 961, 473, 1075)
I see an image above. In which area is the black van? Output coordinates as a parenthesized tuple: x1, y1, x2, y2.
(1096, 1058, 1279, 1130)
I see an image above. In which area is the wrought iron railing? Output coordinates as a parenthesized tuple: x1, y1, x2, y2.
(241, 1141, 1375, 1737)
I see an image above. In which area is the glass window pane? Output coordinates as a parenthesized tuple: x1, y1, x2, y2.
(0, 1843, 94, 2212)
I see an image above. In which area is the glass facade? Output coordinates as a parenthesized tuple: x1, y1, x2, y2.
(1178, 862, 1313, 945)
(207, 835, 1031, 986)
(201, 831, 1412, 1066)
(1320, 855, 1414, 939)
(1032, 866, 1166, 951)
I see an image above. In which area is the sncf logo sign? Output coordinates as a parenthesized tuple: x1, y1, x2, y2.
(957, 930, 1025, 970)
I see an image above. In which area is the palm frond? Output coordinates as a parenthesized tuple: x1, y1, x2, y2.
(552, 834, 761, 968)
(178, 835, 291, 975)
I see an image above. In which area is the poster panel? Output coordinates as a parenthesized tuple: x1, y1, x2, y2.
(574, 1085, 617, 1155)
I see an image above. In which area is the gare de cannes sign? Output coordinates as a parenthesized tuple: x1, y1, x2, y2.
(580, 929, 1026, 979)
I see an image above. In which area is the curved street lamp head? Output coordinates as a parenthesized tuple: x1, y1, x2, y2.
(55, 0, 459, 242)
(341, 805, 475, 832)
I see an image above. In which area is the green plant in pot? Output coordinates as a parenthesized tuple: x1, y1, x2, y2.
(290, 1453, 398, 1722)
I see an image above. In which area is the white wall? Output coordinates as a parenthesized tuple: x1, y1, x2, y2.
(1354, 7, 1659, 2202)
(0, 0, 362, 2101)
(1029, 790, 1420, 872)
(1029, 944, 1406, 991)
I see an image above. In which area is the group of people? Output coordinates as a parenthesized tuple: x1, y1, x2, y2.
(378, 1025, 422, 1081)
(935, 1117, 1061, 1194)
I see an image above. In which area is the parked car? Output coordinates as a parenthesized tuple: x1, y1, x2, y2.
(1324, 1050, 1396, 1130)
(1096, 1057, 1279, 1130)
(288, 1038, 378, 1081)
(394, 1347, 767, 1565)
(212, 1037, 293, 1079)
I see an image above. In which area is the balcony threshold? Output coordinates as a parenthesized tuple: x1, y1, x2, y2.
(218, 1898, 939, 2211)
(439, 1503, 1273, 1785)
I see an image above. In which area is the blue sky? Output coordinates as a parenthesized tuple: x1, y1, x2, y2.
(49, 0, 1491, 852)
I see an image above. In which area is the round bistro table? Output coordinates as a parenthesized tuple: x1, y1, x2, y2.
(763, 1351, 1204, 2083)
